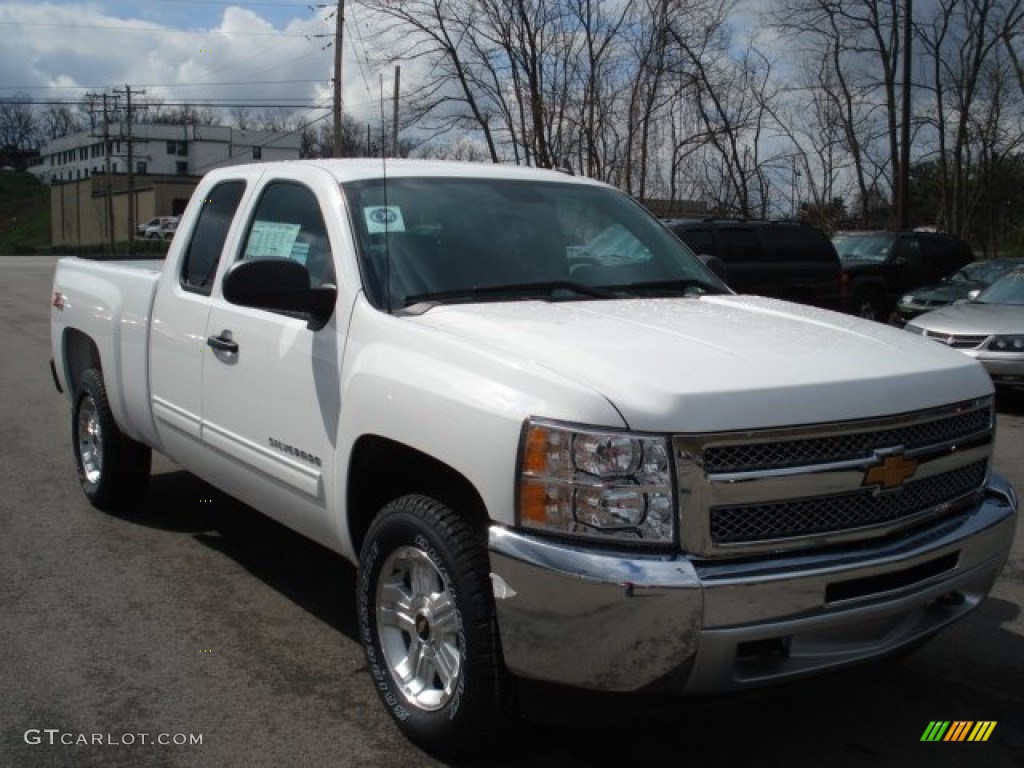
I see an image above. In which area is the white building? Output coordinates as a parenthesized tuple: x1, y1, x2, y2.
(31, 123, 301, 185)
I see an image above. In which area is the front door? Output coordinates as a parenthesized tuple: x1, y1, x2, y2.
(200, 178, 341, 545)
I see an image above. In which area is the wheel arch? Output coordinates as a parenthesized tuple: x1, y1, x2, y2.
(62, 328, 103, 396)
(346, 435, 490, 555)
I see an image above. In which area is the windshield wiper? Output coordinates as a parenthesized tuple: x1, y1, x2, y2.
(606, 279, 725, 297)
(403, 281, 617, 308)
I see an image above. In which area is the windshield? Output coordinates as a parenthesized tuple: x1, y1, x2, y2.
(957, 260, 1021, 285)
(342, 176, 728, 311)
(975, 269, 1024, 305)
(832, 233, 896, 262)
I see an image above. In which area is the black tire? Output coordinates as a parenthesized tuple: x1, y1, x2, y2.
(357, 494, 507, 757)
(855, 294, 886, 322)
(72, 368, 151, 510)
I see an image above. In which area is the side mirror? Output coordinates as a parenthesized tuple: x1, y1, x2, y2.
(696, 253, 729, 283)
(222, 258, 336, 325)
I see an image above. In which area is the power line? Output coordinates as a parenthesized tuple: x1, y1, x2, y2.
(0, 21, 326, 38)
(3, 96, 386, 114)
(148, 1, 313, 6)
(11, 99, 329, 108)
(345, 2, 378, 105)
(0, 80, 325, 92)
(188, 100, 333, 175)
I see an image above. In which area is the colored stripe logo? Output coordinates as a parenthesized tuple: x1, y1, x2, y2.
(921, 721, 997, 742)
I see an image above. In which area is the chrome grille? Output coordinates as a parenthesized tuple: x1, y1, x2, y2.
(674, 397, 994, 557)
(702, 406, 991, 474)
(922, 331, 989, 349)
(710, 460, 987, 544)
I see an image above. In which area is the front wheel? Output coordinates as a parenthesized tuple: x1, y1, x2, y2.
(357, 494, 507, 756)
(72, 368, 151, 510)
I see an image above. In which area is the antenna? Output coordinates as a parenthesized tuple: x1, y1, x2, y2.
(380, 73, 391, 312)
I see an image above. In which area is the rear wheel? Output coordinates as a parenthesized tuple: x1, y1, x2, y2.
(855, 294, 886, 322)
(357, 494, 507, 757)
(72, 368, 151, 510)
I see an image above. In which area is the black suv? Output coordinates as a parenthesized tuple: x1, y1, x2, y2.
(665, 219, 843, 310)
(832, 230, 974, 322)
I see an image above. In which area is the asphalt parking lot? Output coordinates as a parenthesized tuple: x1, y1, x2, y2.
(1, 255, 1022, 767)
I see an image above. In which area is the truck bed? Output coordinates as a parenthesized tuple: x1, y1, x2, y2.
(51, 257, 163, 447)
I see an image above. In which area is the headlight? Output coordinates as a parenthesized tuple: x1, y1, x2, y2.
(988, 335, 1024, 351)
(517, 419, 674, 545)
(904, 324, 924, 335)
(900, 294, 914, 304)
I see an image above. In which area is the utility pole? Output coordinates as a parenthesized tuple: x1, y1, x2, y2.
(392, 65, 401, 158)
(115, 85, 145, 246)
(91, 92, 117, 252)
(333, 0, 345, 158)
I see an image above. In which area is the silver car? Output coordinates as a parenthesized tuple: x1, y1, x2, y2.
(905, 268, 1024, 389)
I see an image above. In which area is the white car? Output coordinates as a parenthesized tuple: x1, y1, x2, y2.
(136, 216, 177, 238)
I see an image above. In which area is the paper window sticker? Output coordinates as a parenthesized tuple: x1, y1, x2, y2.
(245, 221, 301, 259)
(365, 206, 406, 234)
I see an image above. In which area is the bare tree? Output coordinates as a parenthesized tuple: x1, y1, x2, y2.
(0, 95, 37, 150)
(355, 0, 504, 162)
(917, 0, 1024, 236)
(667, 10, 778, 217)
(37, 104, 83, 142)
(768, 1, 905, 224)
(230, 106, 253, 130)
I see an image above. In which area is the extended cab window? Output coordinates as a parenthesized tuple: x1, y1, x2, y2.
(181, 180, 246, 294)
(239, 181, 335, 288)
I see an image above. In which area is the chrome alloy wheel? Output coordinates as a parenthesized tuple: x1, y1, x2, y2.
(77, 395, 103, 485)
(375, 545, 463, 711)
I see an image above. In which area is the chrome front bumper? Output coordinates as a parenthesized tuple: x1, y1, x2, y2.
(488, 473, 1017, 694)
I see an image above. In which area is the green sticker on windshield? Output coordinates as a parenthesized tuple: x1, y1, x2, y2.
(364, 206, 405, 234)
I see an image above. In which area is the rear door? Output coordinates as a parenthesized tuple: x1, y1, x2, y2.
(150, 177, 250, 464)
(199, 172, 342, 544)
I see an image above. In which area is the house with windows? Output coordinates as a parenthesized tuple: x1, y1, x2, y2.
(32, 123, 301, 247)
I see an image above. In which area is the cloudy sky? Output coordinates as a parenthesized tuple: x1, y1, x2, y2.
(0, 1, 396, 130)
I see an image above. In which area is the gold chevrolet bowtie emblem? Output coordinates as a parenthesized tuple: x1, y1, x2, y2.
(863, 452, 918, 491)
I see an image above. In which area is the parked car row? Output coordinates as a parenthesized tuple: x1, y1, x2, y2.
(663, 221, 982, 322)
(663, 219, 1023, 391)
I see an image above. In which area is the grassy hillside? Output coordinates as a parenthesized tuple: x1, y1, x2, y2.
(0, 172, 50, 255)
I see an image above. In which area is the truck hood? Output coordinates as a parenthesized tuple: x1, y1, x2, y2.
(410, 295, 992, 433)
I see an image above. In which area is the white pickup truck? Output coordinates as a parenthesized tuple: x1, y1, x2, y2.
(50, 159, 1017, 755)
